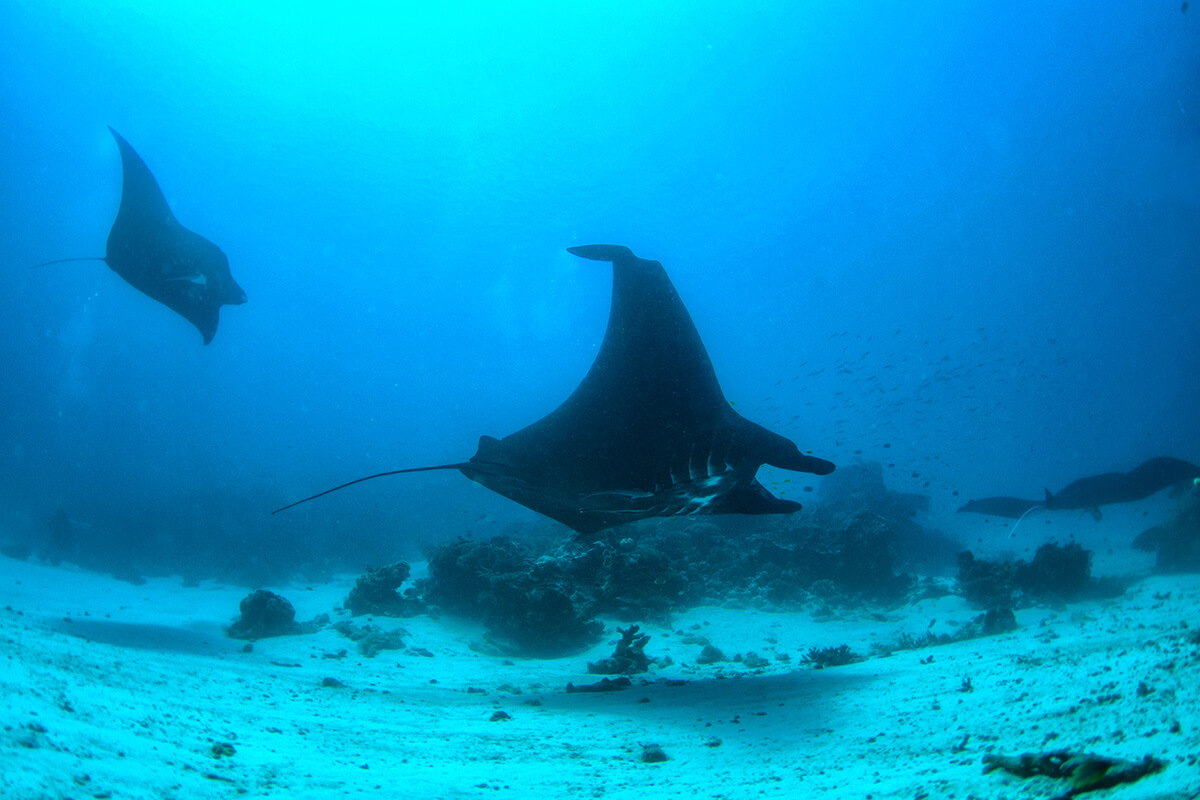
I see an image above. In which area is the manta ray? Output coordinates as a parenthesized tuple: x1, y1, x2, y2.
(276, 244, 835, 536)
(958, 456, 1200, 520)
(37, 127, 245, 344)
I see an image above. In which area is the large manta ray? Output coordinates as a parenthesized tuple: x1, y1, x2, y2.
(276, 244, 835, 536)
(37, 127, 246, 344)
(958, 456, 1200, 520)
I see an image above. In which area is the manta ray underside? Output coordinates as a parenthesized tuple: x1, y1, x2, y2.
(276, 244, 835, 536)
(38, 127, 245, 344)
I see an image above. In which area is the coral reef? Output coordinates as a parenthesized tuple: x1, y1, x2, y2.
(800, 644, 864, 668)
(225, 590, 328, 640)
(412, 469, 959, 656)
(1014, 542, 1093, 599)
(420, 537, 603, 657)
(1133, 480, 1200, 572)
(619, 506, 917, 611)
(817, 461, 960, 574)
(956, 543, 1124, 608)
(344, 562, 423, 617)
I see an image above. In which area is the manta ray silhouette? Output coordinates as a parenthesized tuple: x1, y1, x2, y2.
(275, 244, 835, 536)
(958, 456, 1200, 520)
(37, 127, 246, 344)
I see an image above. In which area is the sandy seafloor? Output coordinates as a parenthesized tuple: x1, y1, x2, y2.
(2, 554, 1199, 800)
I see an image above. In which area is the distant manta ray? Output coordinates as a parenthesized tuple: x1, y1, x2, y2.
(37, 127, 246, 344)
(958, 456, 1200, 520)
(275, 244, 835, 536)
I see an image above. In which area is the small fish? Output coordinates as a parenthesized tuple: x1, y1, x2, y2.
(1069, 757, 1112, 789)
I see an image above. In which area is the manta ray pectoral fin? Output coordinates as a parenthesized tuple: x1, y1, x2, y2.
(566, 244, 636, 263)
(1043, 488, 1055, 509)
(957, 496, 1044, 518)
(180, 302, 221, 346)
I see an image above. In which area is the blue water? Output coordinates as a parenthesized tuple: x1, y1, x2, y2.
(1, 1, 1197, 577)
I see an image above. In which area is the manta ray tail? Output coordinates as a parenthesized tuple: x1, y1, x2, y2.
(34, 257, 107, 267)
(272, 462, 469, 514)
(1008, 502, 1046, 539)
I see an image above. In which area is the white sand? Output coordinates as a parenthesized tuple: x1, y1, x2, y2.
(2, 556, 1198, 799)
